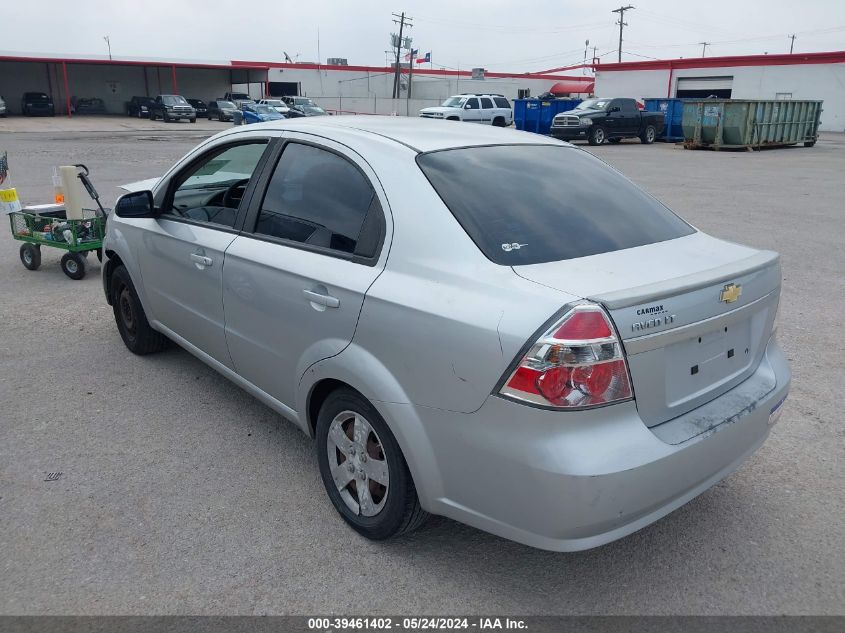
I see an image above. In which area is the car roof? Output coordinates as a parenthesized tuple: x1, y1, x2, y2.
(226, 115, 564, 153)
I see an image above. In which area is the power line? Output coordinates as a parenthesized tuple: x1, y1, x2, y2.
(611, 5, 634, 63)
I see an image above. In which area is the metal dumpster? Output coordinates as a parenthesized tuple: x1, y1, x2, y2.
(644, 98, 688, 142)
(682, 99, 822, 150)
(514, 98, 582, 135)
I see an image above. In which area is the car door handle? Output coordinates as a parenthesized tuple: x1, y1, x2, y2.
(190, 253, 213, 267)
(302, 289, 340, 308)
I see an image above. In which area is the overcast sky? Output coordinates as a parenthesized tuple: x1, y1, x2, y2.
(4, 0, 844, 72)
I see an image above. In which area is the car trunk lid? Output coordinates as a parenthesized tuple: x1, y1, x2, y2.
(512, 232, 781, 426)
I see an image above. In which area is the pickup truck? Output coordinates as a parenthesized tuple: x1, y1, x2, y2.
(148, 95, 196, 122)
(223, 92, 256, 109)
(550, 98, 664, 145)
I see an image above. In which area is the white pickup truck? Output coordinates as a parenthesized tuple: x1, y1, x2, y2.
(419, 94, 513, 126)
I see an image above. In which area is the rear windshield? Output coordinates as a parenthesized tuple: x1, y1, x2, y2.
(416, 145, 694, 265)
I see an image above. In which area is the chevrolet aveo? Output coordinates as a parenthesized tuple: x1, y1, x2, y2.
(103, 117, 790, 551)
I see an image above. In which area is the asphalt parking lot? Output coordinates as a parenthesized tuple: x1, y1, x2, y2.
(0, 120, 843, 615)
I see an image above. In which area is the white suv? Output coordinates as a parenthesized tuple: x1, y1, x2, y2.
(419, 94, 512, 126)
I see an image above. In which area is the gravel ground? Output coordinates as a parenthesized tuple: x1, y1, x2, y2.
(0, 125, 842, 615)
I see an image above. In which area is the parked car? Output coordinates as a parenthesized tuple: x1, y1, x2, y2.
(186, 99, 208, 118)
(223, 92, 255, 109)
(207, 100, 237, 122)
(419, 94, 513, 126)
(257, 98, 290, 115)
(285, 103, 328, 117)
(104, 118, 789, 552)
(72, 96, 106, 115)
(126, 96, 155, 118)
(550, 97, 664, 145)
(21, 92, 55, 116)
(241, 103, 285, 124)
(148, 95, 196, 122)
(0, 96, 6, 117)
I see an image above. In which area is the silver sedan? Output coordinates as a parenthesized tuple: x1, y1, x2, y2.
(103, 117, 790, 551)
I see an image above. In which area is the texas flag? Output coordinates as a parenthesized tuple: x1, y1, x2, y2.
(416, 52, 431, 64)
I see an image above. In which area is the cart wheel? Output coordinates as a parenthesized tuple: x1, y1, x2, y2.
(20, 244, 41, 271)
(60, 252, 87, 280)
(96, 248, 103, 262)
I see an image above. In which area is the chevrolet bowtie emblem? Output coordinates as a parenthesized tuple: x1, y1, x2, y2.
(720, 283, 742, 303)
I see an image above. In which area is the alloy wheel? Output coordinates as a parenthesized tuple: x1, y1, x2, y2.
(326, 411, 390, 516)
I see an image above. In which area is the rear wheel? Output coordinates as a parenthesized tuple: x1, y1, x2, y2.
(19, 244, 41, 270)
(804, 140, 816, 147)
(60, 252, 86, 280)
(640, 125, 657, 144)
(110, 265, 169, 354)
(588, 126, 606, 145)
(316, 388, 428, 540)
(492, 116, 506, 127)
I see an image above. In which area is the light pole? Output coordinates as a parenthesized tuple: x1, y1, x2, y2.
(103, 36, 112, 60)
(583, 39, 590, 74)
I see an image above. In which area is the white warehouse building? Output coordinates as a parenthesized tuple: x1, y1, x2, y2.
(593, 50, 845, 132)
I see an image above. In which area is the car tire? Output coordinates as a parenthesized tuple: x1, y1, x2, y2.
(19, 244, 41, 270)
(60, 252, 86, 280)
(163, 112, 170, 123)
(316, 388, 429, 541)
(640, 125, 657, 144)
(804, 140, 816, 147)
(588, 126, 606, 145)
(190, 117, 196, 123)
(110, 265, 169, 355)
(492, 116, 506, 127)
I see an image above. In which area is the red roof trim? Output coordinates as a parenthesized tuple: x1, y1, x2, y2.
(595, 50, 845, 72)
(230, 59, 592, 81)
(0, 55, 268, 71)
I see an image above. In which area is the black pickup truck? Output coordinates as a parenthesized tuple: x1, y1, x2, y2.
(550, 98, 664, 145)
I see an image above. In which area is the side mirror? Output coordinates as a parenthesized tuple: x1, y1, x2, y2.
(115, 190, 157, 218)
(464, 104, 472, 109)
(609, 106, 620, 113)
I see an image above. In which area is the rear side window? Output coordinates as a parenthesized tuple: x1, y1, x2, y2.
(494, 97, 511, 108)
(480, 97, 494, 109)
(417, 145, 694, 265)
(254, 143, 380, 257)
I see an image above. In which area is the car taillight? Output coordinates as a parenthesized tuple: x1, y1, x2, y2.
(499, 303, 633, 409)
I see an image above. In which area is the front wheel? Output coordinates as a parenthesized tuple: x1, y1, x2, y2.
(316, 389, 428, 540)
(190, 117, 196, 123)
(60, 252, 86, 280)
(20, 243, 41, 270)
(640, 125, 657, 144)
(163, 112, 170, 123)
(588, 126, 606, 145)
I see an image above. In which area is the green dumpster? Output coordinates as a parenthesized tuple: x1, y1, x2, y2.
(682, 99, 822, 150)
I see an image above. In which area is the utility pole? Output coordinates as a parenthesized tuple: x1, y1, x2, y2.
(699, 41, 710, 57)
(611, 5, 634, 63)
(103, 36, 112, 60)
(788, 34, 796, 54)
(391, 12, 413, 99)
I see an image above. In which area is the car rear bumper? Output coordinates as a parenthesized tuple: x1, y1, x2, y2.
(378, 334, 790, 551)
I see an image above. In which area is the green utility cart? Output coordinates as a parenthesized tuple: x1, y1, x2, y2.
(8, 165, 108, 280)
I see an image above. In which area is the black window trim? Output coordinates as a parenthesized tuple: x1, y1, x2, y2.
(239, 137, 387, 268)
(157, 137, 278, 234)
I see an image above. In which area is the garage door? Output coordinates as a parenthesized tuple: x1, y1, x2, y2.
(676, 76, 733, 99)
